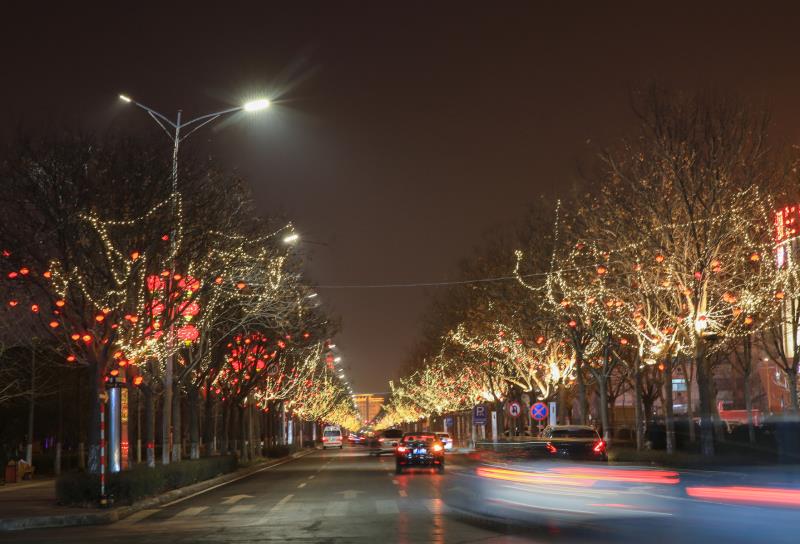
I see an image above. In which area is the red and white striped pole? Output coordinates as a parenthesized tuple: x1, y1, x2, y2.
(99, 401, 106, 504)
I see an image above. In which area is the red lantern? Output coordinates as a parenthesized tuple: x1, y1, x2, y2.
(7, 271, 18, 279)
(177, 324, 199, 343)
(179, 301, 200, 317)
(146, 275, 165, 291)
(30, 304, 39, 313)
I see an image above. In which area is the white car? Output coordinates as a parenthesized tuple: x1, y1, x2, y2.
(322, 426, 343, 449)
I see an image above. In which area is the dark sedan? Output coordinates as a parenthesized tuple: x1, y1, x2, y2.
(395, 432, 445, 474)
(541, 425, 607, 461)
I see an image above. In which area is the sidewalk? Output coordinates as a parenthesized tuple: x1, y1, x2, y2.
(0, 449, 314, 532)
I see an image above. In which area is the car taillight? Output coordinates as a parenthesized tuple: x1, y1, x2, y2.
(593, 440, 606, 453)
(397, 446, 407, 453)
(545, 442, 557, 454)
(323, 437, 328, 442)
(379, 438, 385, 442)
(433, 444, 443, 452)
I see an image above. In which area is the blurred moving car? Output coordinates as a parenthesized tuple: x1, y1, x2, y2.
(395, 432, 445, 474)
(322, 425, 343, 449)
(369, 428, 403, 455)
(541, 425, 607, 461)
(435, 432, 453, 451)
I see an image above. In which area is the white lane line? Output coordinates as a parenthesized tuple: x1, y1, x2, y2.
(159, 451, 315, 508)
(227, 504, 255, 514)
(272, 494, 294, 511)
(173, 506, 208, 518)
(391, 479, 399, 485)
(297, 482, 307, 488)
(324, 501, 348, 517)
(118, 508, 159, 525)
(398, 489, 408, 498)
(375, 499, 399, 515)
(308, 475, 315, 480)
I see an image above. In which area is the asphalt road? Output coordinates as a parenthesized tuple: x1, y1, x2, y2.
(5, 447, 533, 544)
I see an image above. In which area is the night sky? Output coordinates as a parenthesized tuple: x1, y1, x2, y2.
(3, 2, 800, 391)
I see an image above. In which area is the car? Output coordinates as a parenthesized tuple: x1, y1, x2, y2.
(540, 425, 607, 461)
(369, 428, 403, 455)
(395, 432, 445, 474)
(435, 432, 453, 451)
(322, 425, 343, 449)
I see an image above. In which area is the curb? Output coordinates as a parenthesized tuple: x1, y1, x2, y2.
(0, 448, 315, 532)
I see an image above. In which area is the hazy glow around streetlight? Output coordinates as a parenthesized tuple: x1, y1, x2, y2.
(119, 94, 132, 103)
(283, 233, 299, 244)
(243, 98, 270, 112)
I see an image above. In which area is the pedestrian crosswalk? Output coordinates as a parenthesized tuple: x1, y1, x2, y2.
(122, 496, 450, 526)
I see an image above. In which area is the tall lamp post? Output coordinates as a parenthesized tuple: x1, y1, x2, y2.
(119, 94, 270, 465)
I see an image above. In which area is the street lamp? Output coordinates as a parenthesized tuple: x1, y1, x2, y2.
(283, 233, 300, 244)
(119, 92, 270, 465)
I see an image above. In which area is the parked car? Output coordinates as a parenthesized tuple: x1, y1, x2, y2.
(395, 432, 445, 474)
(369, 428, 404, 455)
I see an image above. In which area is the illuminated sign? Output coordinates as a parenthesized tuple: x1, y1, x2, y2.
(775, 205, 799, 244)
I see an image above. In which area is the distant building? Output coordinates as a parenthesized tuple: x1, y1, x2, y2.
(352, 393, 388, 425)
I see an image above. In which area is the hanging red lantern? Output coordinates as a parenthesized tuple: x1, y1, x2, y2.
(146, 275, 165, 291)
(19, 267, 30, 275)
(55, 299, 65, 307)
(81, 334, 92, 343)
(130, 251, 140, 261)
(179, 301, 200, 317)
(655, 254, 665, 263)
(133, 376, 144, 386)
(49, 320, 60, 328)
(177, 324, 199, 343)
(43, 271, 52, 279)
(179, 275, 199, 291)
(30, 304, 39, 313)
(71, 333, 81, 341)
(236, 282, 247, 290)
(66, 355, 77, 363)
(7, 271, 18, 279)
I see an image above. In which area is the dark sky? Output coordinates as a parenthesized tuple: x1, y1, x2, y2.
(4, 2, 800, 391)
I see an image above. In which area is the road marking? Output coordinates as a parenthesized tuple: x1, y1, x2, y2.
(324, 501, 348, 517)
(297, 482, 307, 488)
(392, 479, 399, 485)
(221, 494, 253, 505)
(308, 475, 315, 480)
(174, 506, 208, 518)
(118, 508, 159, 525)
(398, 489, 408, 497)
(158, 451, 314, 508)
(271, 494, 294, 512)
(227, 504, 255, 514)
(376, 499, 399, 515)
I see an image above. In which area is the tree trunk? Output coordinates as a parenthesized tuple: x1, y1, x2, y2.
(576, 359, 588, 424)
(684, 362, 696, 443)
(742, 337, 755, 444)
(239, 405, 249, 462)
(664, 358, 676, 454)
(25, 346, 36, 465)
(633, 361, 644, 451)
(55, 380, 63, 475)
(557, 381, 567, 424)
(695, 344, 715, 456)
(597, 375, 611, 443)
(144, 387, 156, 468)
(88, 361, 102, 474)
(171, 384, 182, 462)
(188, 386, 200, 460)
(203, 387, 214, 456)
(222, 403, 231, 454)
(788, 367, 799, 413)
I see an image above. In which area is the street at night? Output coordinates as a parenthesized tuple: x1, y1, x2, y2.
(3, 2, 800, 543)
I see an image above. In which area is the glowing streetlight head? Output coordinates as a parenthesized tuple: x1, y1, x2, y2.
(119, 94, 132, 103)
(243, 98, 270, 112)
(283, 233, 299, 244)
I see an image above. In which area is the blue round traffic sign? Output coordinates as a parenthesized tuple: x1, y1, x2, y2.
(531, 402, 548, 421)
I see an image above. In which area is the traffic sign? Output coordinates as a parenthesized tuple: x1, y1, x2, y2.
(507, 401, 522, 418)
(531, 402, 548, 421)
(473, 405, 487, 425)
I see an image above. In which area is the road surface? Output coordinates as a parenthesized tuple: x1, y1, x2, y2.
(8, 447, 531, 543)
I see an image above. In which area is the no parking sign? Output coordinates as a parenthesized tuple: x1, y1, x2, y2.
(507, 401, 522, 418)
